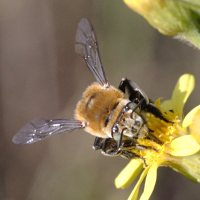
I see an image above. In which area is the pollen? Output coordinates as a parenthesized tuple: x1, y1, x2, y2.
(130, 99, 184, 167)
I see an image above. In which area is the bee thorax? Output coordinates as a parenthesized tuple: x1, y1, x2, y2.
(75, 82, 126, 138)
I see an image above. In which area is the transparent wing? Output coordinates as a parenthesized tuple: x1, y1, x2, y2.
(12, 118, 85, 145)
(75, 18, 109, 87)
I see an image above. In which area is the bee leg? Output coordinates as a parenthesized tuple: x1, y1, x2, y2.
(119, 78, 173, 124)
(118, 78, 149, 105)
(115, 130, 132, 149)
(145, 135, 163, 145)
(145, 103, 174, 124)
(101, 138, 121, 156)
(118, 78, 131, 93)
(101, 149, 121, 156)
(121, 151, 138, 159)
(135, 144, 158, 152)
(121, 151, 147, 166)
(146, 129, 163, 145)
(93, 137, 104, 150)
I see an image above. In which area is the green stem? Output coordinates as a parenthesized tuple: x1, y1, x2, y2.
(167, 152, 200, 183)
(176, 11, 200, 49)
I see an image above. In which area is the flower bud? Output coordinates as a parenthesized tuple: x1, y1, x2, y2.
(124, 0, 191, 35)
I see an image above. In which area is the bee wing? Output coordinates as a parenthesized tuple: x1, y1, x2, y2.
(12, 118, 85, 145)
(130, 81, 149, 104)
(75, 18, 109, 87)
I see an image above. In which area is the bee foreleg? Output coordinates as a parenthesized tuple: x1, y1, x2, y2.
(145, 103, 174, 124)
(121, 151, 138, 159)
(135, 144, 158, 152)
(118, 78, 149, 105)
(93, 137, 104, 150)
(145, 132, 163, 145)
(121, 151, 147, 166)
(101, 138, 121, 156)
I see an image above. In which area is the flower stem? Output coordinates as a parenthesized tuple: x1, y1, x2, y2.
(167, 152, 200, 183)
(177, 10, 200, 49)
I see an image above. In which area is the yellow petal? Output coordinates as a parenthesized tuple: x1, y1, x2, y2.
(161, 100, 173, 110)
(128, 167, 149, 200)
(172, 74, 195, 119)
(115, 160, 143, 189)
(128, 187, 140, 200)
(189, 109, 200, 144)
(182, 105, 200, 128)
(171, 135, 200, 156)
(123, 0, 140, 12)
(140, 158, 165, 200)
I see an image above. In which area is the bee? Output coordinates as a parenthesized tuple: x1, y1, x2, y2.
(12, 18, 170, 162)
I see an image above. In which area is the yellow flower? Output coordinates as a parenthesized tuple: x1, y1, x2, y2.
(123, 0, 190, 35)
(189, 108, 200, 144)
(115, 74, 200, 200)
(123, 0, 200, 49)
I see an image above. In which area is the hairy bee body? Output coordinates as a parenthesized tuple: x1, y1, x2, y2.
(76, 82, 149, 142)
(75, 82, 124, 138)
(13, 18, 169, 163)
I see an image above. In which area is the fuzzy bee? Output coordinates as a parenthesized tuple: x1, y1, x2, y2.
(12, 18, 170, 162)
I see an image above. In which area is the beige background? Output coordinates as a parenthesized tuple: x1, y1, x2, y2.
(0, 0, 200, 199)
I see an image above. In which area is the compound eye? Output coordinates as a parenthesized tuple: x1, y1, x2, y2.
(112, 124, 119, 134)
(122, 103, 131, 113)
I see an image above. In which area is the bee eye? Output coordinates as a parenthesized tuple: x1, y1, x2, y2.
(112, 124, 119, 133)
(123, 105, 130, 113)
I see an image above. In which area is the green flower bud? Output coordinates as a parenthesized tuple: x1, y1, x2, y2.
(124, 0, 191, 35)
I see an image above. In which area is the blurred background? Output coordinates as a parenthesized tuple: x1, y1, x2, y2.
(0, 0, 200, 199)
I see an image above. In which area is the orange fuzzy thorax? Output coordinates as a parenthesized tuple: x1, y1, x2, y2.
(75, 82, 127, 138)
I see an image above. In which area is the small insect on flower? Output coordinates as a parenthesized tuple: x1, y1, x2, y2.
(12, 18, 172, 166)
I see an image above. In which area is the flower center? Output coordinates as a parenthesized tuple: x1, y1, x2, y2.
(130, 99, 184, 166)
